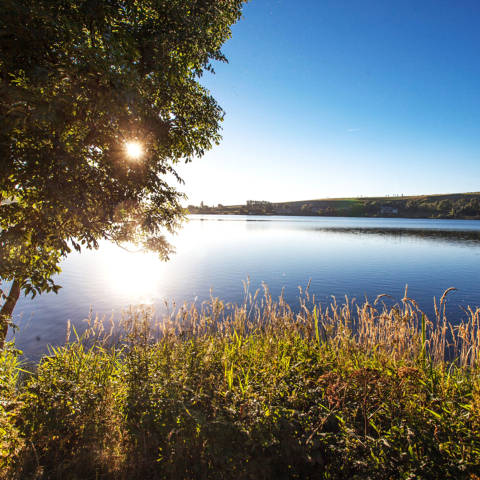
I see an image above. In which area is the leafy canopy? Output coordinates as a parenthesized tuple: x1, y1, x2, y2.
(0, 0, 246, 301)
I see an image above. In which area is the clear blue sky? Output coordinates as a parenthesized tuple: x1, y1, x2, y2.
(176, 0, 480, 206)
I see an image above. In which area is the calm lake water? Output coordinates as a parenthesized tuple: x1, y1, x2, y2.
(5, 215, 480, 359)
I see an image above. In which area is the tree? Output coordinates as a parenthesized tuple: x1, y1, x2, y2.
(301, 204, 308, 213)
(0, 0, 246, 347)
(350, 203, 365, 216)
(438, 200, 452, 212)
(406, 200, 419, 214)
(366, 201, 380, 215)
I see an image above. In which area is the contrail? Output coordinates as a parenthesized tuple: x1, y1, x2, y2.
(347, 128, 364, 132)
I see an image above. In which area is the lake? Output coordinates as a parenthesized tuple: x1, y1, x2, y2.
(5, 215, 480, 360)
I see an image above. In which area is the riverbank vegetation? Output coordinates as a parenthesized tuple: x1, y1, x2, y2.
(189, 192, 480, 219)
(1, 285, 480, 479)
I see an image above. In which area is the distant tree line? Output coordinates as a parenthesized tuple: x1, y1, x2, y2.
(356, 198, 480, 219)
(188, 201, 214, 213)
(187, 197, 480, 219)
(305, 198, 480, 219)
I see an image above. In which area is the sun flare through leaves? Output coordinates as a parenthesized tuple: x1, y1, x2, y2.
(125, 142, 143, 159)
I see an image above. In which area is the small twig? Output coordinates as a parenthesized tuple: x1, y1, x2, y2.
(368, 403, 385, 421)
(30, 440, 40, 469)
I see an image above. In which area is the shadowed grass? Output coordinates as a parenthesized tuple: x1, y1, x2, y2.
(1, 283, 480, 479)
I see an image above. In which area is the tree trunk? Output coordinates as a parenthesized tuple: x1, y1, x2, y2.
(0, 279, 21, 350)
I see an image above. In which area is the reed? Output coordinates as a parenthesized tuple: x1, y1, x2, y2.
(1, 283, 480, 479)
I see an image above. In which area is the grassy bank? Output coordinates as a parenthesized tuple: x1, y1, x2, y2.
(1, 285, 480, 479)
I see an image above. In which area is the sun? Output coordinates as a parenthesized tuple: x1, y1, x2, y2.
(126, 142, 143, 159)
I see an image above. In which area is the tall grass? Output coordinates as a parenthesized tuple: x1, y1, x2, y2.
(1, 282, 480, 479)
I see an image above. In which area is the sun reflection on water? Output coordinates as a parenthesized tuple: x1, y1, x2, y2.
(98, 245, 162, 300)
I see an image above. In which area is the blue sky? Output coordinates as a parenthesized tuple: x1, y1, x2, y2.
(176, 0, 480, 206)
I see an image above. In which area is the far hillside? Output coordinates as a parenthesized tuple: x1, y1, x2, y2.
(188, 193, 480, 220)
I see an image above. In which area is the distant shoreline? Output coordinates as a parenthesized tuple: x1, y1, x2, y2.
(189, 212, 480, 220)
(188, 192, 480, 220)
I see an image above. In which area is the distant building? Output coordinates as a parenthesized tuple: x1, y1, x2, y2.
(276, 207, 292, 214)
(380, 206, 398, 214)
(310, 207, 319, 213)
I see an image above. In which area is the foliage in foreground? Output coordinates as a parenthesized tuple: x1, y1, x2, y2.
(1, 285, 480, 479)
